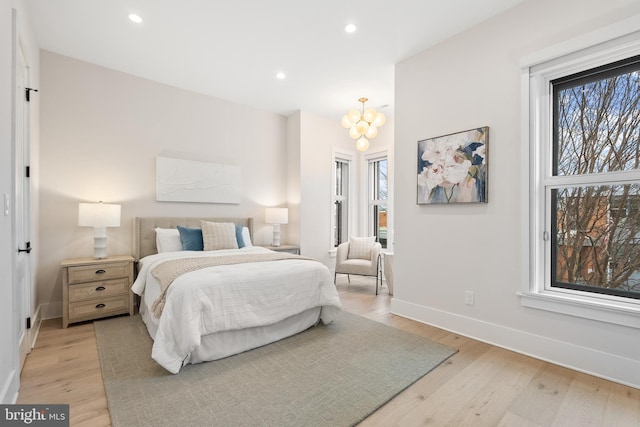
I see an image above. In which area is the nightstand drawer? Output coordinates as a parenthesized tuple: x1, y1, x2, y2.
(67, 261, 130, 284)
(68, 278, 129, 302)
(68, 294, 130, 320)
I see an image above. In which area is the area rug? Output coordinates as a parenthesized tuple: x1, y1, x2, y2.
(94, 311, 457, 427)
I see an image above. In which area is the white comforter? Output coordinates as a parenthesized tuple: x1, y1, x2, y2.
(132, 247, 341, 373)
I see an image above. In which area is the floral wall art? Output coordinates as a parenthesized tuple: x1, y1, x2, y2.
(417, 127, 488, 204)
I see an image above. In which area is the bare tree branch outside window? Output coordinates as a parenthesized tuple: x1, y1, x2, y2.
(553, 61, 640, 298)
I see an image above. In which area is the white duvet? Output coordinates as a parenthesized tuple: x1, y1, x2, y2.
(132, 247, 341, 373)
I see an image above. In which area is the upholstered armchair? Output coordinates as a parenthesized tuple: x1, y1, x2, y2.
(334, 237, 382, 294)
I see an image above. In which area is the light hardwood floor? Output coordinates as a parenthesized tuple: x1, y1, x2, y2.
(18, 277, 640, 426)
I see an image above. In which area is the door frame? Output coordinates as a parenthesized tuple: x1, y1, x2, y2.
(13, 34, 32, 371)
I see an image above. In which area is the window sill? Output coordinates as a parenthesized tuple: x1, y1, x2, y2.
(518, 291, 640, 329)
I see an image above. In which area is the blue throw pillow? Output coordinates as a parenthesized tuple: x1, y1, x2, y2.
(177, 226, 204, 251)
(235, 224, 245, 248)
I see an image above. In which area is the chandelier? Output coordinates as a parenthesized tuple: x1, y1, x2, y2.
(341, 97, 386, 152)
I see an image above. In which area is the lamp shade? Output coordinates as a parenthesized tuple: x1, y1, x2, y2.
(265, 207, 288, 224)
(78, 203, 121, 227)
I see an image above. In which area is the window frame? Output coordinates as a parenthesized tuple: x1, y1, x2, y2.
(367, 155, 388, 248)
(331, 151, 353, 249)
(520, 21, 640, 329)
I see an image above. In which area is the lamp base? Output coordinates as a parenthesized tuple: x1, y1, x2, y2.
(272, 224, 281, 247)
(93, 226, 108, 259)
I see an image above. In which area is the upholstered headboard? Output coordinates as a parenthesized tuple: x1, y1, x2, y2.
(133, 217, 254, 260)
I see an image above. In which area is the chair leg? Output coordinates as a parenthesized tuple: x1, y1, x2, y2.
(375, 254, 381, 295)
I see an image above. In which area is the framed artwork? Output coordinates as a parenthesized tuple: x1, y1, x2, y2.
(156, 157, 242, 204)
(417, 127, 488, 204)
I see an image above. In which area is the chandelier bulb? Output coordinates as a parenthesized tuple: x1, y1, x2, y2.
(373, 112, 386, 127)
(355, 120, 370, 135)
(365, 125, 378, 139)
(348, 126, 361, 139)
(347, 109, 360, 124)
(363, 108, 377, 123)
(356, 136, 370, 152)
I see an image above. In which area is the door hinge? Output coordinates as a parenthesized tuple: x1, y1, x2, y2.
(18, 241, 32, 253)
(25, 87, 38, 102)
(26, 317, 31, 329)
(543, 231, 550, 241)
(25, 166, 30, 178)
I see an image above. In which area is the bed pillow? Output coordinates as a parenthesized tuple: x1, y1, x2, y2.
(155, 228, 182, 253)
(348, 236, 376, 260)
(201, 221, 239, 251)
(235, 224, 245, 248)
(242, 227, 253, 247)
(177, 226, 204, 251)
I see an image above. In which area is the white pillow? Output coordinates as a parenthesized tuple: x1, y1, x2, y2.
(155, 228, 182, 253)
(201, 221, 239, 251)
(348, 236, 376, 260)
(242, 226, 253, 247)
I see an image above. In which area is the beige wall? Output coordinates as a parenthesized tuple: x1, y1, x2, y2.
(393, 0, 640, 387)
(38, 51, 289, 318)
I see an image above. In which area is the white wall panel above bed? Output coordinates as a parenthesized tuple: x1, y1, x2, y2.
(156, 157, 241, 204)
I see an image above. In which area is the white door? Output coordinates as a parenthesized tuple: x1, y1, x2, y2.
(14, 44, 32, 369)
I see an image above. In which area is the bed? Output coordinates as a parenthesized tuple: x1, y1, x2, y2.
(131, 216, 342, 374)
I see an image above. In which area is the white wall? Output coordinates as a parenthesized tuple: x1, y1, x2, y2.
(295, 110, 394, 269)
(286, 111, 301, 247)
(393, 0, 640, 387)
(1, 0, 39, 404)
(38, 51, 289, 319)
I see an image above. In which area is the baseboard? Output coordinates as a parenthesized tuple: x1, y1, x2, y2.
(29, 305, 43, 348)
(390, 298, 640, 389)
(39, 301, 62, 320)
(0, 369, 18, 404)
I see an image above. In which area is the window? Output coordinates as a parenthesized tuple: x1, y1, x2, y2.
(550, 56, 640, 300)
(333, 158, 349, 247)
(368, 157, 388, 248)
(523, 25, 640, 327)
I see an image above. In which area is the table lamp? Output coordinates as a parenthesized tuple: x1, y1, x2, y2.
(78, 202, 121, 258)
(265, 207, 288, 247)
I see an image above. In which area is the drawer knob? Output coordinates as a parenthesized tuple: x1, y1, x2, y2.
(95, 269, 106, 274)
(95, 303, 106, 309)
(95, 286, 106, 291)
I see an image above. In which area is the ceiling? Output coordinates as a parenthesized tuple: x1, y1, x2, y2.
(25, 0, 523, 119)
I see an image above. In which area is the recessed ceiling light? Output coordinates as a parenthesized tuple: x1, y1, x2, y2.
(128, 14, 143, 23)
(276, 72, 286, 80)
(345, 24, 357, 33)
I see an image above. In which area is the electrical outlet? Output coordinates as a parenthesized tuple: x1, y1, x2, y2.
(465, 290, 475, 306)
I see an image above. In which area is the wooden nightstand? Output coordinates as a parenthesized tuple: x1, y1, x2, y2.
(61, 255, 135, 328)
(261, 245, 300, 255)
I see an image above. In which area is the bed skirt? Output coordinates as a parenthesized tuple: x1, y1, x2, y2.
(139, 298, 322, 367)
